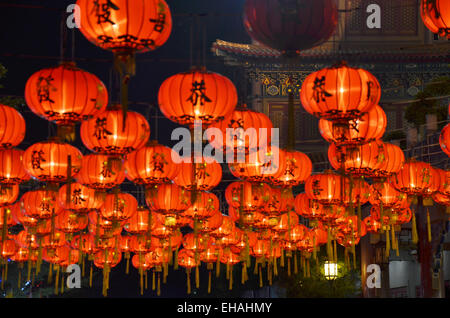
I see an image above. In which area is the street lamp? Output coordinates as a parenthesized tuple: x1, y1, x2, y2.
(324, 261, 338, 280)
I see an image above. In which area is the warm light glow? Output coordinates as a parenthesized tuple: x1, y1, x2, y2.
(324, 261, 338, 280)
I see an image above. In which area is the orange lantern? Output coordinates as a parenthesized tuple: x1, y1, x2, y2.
(75, 153, 126, 190)
(342, 178, 371, 207)
(146, 182, 191, 215)
(369, 181, 406, 208)
(225, 181, 270, 213)
(183, 191, 219, 221)
(0, 184, 19, 207)
(123, 207, 156, 235)
(125, 141, 180, 185)
(100, 192, 138, 222)
(420, 0, 449, 39)
(80, 106, 150, 155)
(174, 156, 222, 191)
(319, 105, 386, 145)
(192, 210, 224, 234)
(23, 139, 82, 183)
(373, 142, 405, 178)
(392, 159, 440, 196)
(158, 67, 237, 127)
(210, 216, 236, 239)
(0, 148, 30, 184)
(20, 188, 58, 219)
(24, 62, 108, 129)
(0, 238, 17, 258)
(55, 209, 89, 233)
(300, 61, 381, 120)
(294, 193, 326, 220)
(77, 0, 172, 56)
(328, 141, 386, 177)
(436, 169, 450, 195)
(0, 205, 16, 228)
(363, 215, 382, 234)
(0, 104, 26, 149)
(206, 104, 273, 154)
(440, 123, 450, 157)
(58, 182, 103, 213)
(93, 249, 122, 269)
(304, 171, 344, 205)
(41, 231, 67, 250)
(261, 186, 294, 217)
(272, 150, 312, 187)
(228, 146, 286, 183)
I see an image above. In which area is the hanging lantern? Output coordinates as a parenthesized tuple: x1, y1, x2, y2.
(123, 207, 156, 235)
(373, 142, 405, 179)
(272, 150, 312, 187)
(124, 140, 180, 185)
(24, 62, 108, 138)
(55, 209, 89, 233)
(20, 188, 59, 219)
(420, 0, 450, 39)
(0, 205, 16, 228)
(23, 139, 83, 183)
(191, 210, 224, 234)
(77, 0, 172, 63)
(342, 178, 371, 207)
(75, 153, 126, 190)
(183, 192, 219, 221)
(58, 182, 103, 213)
(328, 140, 387, 177)
(369, 181, 406, 209)
(304, 171, 345, 205)
(392, 159, 440, 196)
(158, 67, 237, 127)
(210, 216, 236, 239)
(225, 181, 270, 214)
(0, 148, 30, 184)
(436, 169, 450, 196)
(146, 182, 191, 216)
(261, 186, 294, 217)
(80, 106, 150, 156)
(243, 0, 338, 55)
(100, 192, 138, 222)
(294, 193, 325, 220)
(300, 61, 381, 121)
(0, 185, 19, 207)
(439, 123, 450, 157)
(319, 105, 386, 146)
(206, 104, 273, 154)
(0, 104, 26, 149)
(228, 146, 286, 183)
(174, 156, 222, 191)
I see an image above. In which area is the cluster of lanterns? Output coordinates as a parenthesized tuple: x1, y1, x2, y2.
(0, 0, 449, 297)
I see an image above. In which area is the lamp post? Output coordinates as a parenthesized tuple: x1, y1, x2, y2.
(324, 261, 338, 280)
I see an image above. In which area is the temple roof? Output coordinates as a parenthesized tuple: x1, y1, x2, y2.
(212, 39, 450, 65)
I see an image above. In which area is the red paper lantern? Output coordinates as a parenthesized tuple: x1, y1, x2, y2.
(369, 181, 406, 208)
(243, 0, 338, 54)
(392, 159, 440, 196)
(80, 106, 150, 155)
(55, 209, 89, 233)
(0, 148, 30, 184)
(304, 171, 345, 205)
(294, 193, 325, 220)
(440, 123, 450, 157)
(206, 104, 273, 154)
(183, 191, 219, 221)
(124, 141, 180, 185)
(319, 105, 386, 146)
(24, 62, 108, 126)
(300, 62, 381, 121)
(75, 153, 126, 190)
(58, 182, 103, 213)
(174, 156, 222, 191)
(0, 104, 26, 149)
(20, 188, 59, 219)
(158, 67, 237, 127)
(420, 0, 450, 39)
(225, 181, 270, 213)
(100, 192, 138, 222)
(373, 142, 405, 178)
(23, 139, 83, 183)
(146, 182, 191, 216)
(77, 0, 172, 54)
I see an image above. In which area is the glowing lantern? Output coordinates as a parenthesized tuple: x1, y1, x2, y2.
(0, 148, 30, 184)
(0, 104, 26, 149)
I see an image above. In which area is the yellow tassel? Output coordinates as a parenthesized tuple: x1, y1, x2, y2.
(186, 269, 191, 295)
(152, 271, 156, 291)
(174, 248, 179, 270)
(294, 252, 298, 274)
(89, 263, 93, 288)
(273, 257, 278, 276)
(412, 210, 418, 244)
(126, 256, 130, 275)
(157, 273, 161, 296)
(427, 209, 432, 243)
(268, 263, 272, 286)
(54, 265, 59, 295)
(229, 265, 233, 290)
(195, 266, 199, 289)
(253, 259, 258, 275)
(48, 262, 53, 284)
(306, 259, 310, 278)
(82, 255, 85, 277)
(226, 262, 230, 280)
(357, 201, 362, 236)
(216, 258, 221, 278)
(61, 268, 65, 294)
(18, 267, 21, 289)
(280, 249, 285, 268)
(385, 228, 390, 259)
(313, 236, 317, 261)
(140, 268, 144, 296)
(145, 270, 148, 290)
(163, 262, 168, 284)
(259, 265, 263, 288)
(208, 270, 212, 294)
(327, 227, 332, 261)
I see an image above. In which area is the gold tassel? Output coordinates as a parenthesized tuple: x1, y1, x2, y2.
(229, 265, 233, 290)
(412, 210, 418, 244)
(195, 266, 199, 289)
(268, 263, 272, 286)
(54, 265, 59, 295)
(427, 209, 432, 243)
(186, 269, 191, 295)
(333, 239, 338, 263)
(208, 270, 212, 294)
(82, 255, 85, 277)
(157, 273, 161, 296)
(152, 271, 156, 291)
(287, 257, 291, 276)
(273, 257, 278, 276)
(126, 254, 130, 275)
(253, 259, 258, 275)
(294, 252, 298, 274)
(385, 227, 390, 259)
(216, 258, 221, 278)
(280, 249, 285, 268)
(306, 259, 310, 278)
(89, 262, 93, 288)
(313, 236, 317, 261)
(357, 201, 362, 236)
(145, 270, 148, 290)
(18, 266, 21, 289)
(140, 268, 144, 296)
(226, 262, 230, 280)
(327, 227, 332, 261)
(259, 265, 263, 288)
(174, 248, 179, 270)
(61, 268, 65, 294)
(48, 262, 53, 284)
